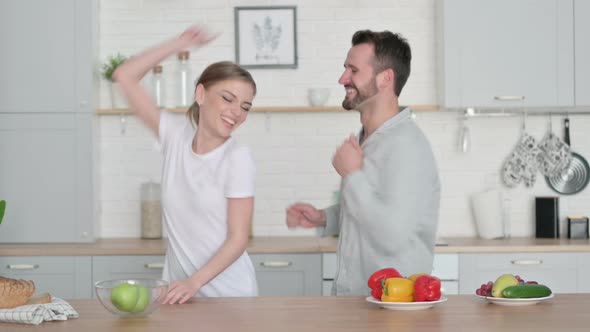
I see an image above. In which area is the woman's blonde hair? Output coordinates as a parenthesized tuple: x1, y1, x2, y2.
(187, 61, 256, 125)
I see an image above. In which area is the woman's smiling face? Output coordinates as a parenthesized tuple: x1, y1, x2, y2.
(196, 79, 255, 137)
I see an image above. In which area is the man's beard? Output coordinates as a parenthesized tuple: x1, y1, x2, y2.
(341, 80, 378, 110)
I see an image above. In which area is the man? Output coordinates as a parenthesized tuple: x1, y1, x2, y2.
(286, 30, 440, 296)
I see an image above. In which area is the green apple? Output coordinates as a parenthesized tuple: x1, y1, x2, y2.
(111, 282, 151, 313)
(111, 282, 138, 312)
(131, 285, 150, 313)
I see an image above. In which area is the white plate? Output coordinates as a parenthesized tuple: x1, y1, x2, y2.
(365, 296, 448, 311)
(476, 293, 554, 306)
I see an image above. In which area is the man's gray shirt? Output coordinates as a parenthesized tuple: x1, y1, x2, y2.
(324, 108, 441, 296)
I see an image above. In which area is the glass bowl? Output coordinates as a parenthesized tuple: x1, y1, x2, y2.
(95, 279, 169, 317)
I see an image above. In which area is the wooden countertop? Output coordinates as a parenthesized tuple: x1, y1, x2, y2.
(0, 236, 589, 256)
(96, 104, 440, 115)
(2, 295, 588, 331)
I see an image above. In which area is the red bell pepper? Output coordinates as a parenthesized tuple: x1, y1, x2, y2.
(367, 268, 402, 299)
(413, 275, 442, 302)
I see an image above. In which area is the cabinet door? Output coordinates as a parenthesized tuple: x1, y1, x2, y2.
(92, 256, 165, 281)
(577, 253, 590, 293)
(432, 254, 459, 295)
(0, 113, 95, 242)
(574, 0, 590, 105)
(322, 253, 337, 296)
(439, 0, 574, 108)
(459, 253, 577, 294)
(251, 254, 322, 296)
(0, 256, 92, 299)
(0, 0, 95, 114)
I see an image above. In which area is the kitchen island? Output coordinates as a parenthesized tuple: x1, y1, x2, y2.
(2, 294, 588, 331)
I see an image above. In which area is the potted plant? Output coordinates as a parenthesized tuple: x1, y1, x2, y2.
(101, 53, 128, 109)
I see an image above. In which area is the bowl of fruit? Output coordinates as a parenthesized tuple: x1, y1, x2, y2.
(95, 279, 169, 317)
(475, 274, 553, 306)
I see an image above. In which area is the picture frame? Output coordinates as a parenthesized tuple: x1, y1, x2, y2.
(234, 6, 298, 69)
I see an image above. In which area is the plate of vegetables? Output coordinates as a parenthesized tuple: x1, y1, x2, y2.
(475, 294, 554, 306)
(366, 296, 448, 311)
(475, 274, 554, 306)
(365, 268, 447, 311)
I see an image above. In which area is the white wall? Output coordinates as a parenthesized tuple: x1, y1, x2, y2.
(97, 0, 590, 238)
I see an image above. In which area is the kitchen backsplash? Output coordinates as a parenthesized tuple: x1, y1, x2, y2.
(97, 0, 590, 238)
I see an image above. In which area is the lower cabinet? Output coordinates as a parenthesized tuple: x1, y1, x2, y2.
(322, 253, 336, 296)
(459, 253, 578, 294)
(577, 253, 590, 293)
(91, 256, 166, 298)
(0, 256, 92, 299)
(432, 254, 460, 295)
(3, 250, 586, 299)
(321, 253, 460, 296)
(250, 253, 322, 296)
(91, 254, 323, 298)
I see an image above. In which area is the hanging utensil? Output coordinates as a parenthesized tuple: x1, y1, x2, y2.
(458, 109, 472, 153)
(546, 117, 590, 195)
(537, 113, 572, 177)
(459, 122, 470, 153)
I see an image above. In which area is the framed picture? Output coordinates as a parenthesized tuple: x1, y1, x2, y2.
(234, 6, 298, 69)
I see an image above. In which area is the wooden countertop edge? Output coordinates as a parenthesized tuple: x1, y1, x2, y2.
(0, 237, 589, 256)
(96, 105, 440, 115)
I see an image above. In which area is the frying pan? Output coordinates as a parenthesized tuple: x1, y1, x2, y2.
(546, 117, 590, 195)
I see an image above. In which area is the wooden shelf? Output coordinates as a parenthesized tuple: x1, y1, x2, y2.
(96, 105, 439, 115)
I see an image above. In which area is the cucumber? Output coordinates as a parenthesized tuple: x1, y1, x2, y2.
(502, 284, 552, 298)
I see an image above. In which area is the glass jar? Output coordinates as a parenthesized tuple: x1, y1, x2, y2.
(140, 182, 162, 239)
(176, 51, 192, 107)
(151, 65, 166, 108)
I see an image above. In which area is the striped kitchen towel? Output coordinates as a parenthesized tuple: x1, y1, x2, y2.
(0, 297, 78, 325)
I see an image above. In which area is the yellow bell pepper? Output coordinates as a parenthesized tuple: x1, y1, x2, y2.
(381, 277, 414, 302)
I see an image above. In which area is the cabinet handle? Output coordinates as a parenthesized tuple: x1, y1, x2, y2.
(6, 264, 39, 270)
(144, 263, 164, 269)
(510, 259, 543, 265)
(494, 95, 525, 101)
(260, 261, 292, 268)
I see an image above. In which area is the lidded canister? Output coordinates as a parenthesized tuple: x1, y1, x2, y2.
(151, 65, 166, 108)
(140, 181, 162, 239)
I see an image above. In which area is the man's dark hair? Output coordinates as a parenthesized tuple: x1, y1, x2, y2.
(351, 30, 411, 97)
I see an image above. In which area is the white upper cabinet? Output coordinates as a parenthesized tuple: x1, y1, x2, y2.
(438, 0, 574, 108)
(0, 0, 96, 243)
(0, 0, 95, 113)
(575, 0, 590, 106)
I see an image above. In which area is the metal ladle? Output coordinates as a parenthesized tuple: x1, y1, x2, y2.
(458, 108, 473, 153)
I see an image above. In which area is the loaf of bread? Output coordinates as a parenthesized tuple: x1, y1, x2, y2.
(0, 276, 38, 309)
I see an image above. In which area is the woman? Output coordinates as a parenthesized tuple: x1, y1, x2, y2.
(113, 26, 258, 303)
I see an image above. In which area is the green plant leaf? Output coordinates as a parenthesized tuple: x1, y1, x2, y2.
(101, 53, 128, 82)
(0, 200, 5, 225)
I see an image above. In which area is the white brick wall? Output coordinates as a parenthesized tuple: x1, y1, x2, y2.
(97, 0, 590, 238)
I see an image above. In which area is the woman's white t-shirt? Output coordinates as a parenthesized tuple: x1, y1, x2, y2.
(158, 112, 258, 297)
